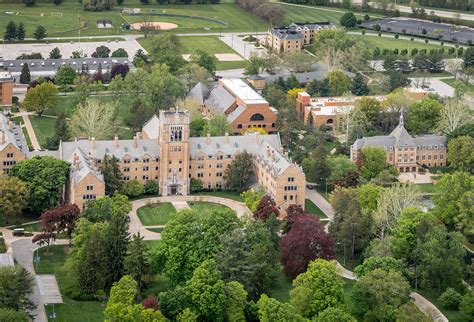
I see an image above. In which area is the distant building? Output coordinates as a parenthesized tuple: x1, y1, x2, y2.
(187, 79, 278, 134)
(0, 71, 13, 113)
(0, 58, 133, 83)
(350, 115, 447, 173)
(296, 91, 386, 130)
(265, 22, 335, 53)
(0, 113, 28, 175)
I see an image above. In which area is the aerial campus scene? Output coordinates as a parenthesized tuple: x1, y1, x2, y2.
(0, 0, 473, 321)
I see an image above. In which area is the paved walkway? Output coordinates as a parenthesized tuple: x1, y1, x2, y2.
(305, 187, 334, 221)
(129, 195, 251, 240)
(18, 108, 41, 151)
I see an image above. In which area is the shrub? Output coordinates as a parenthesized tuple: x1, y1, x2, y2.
(111, 48, 128, 57)
(378, 32, 382, 37)
(393, 49, 399, 55)
(362, 30, 366, 35)
(121, 180, 144, 197)
(411, 37, 414, 41)
(425, 39, 429, 44)
(460, 291, 474, 321)
(363, 14, 370, 21)
(190, 178, 203, 192)
(395, 34, 399, 39)
(438, 288, 462, 310)
(144, 180, 158, 195)
(421, 28, 427, 35)
(373, 24, 381, 31)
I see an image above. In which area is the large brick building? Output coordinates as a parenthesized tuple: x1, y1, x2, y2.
(0, 113, 27, 175)
(3, 110, 305, 210)
(350, 115, 447, 173)
(0, 72, 13, 113)
(265, 22, 335, 54)
(188, 78, 278, 134)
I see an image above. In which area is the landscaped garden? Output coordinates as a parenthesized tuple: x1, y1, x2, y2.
(187, 201, 231, 214)
(191, 189, 242, 201)
(137, 202, 177, 226)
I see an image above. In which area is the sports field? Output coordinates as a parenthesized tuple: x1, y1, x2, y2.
(350, 34, 447, 51)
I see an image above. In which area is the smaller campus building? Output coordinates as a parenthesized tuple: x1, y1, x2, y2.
(265, 22, 335, 54)
(296, 91, 386, 130)
(350, 115, 447, 173)
(0, 71, 13, 113)
(0, 113, 27, 175)
(188, 78, 278, 134)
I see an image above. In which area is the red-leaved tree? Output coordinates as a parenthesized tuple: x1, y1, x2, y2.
(142, 295, 159, 310)
(332, 171, 359, 189)
(254, 195, 280, 222)
(38, 204, 80, 245)
(280, 213, 335, 279)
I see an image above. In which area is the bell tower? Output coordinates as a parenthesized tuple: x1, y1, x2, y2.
(158, 109, 190, 196)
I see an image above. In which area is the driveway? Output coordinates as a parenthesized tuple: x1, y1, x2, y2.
(408, 77, 455, 97)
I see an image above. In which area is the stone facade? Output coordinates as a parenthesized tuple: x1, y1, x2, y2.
(188, 79, 278, 134)
(0, 114, 27, 175)
(351, 115, 447, 173)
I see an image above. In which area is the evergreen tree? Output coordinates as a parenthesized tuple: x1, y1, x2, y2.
(99, 154, 123, 195)
(350, 73, 369, 96)
(16, 22, 26, 41)
(104, 211, 130, 290)
(49, 47, 62, 59)
(4, 21, 16, 41)
(44, 112, 69, 149)
(23, 0, 36, 6)
(53, 0, 61, 5)
(19, 63, 31, 84)
(223, 151, 254, 192)
(124, 233, 150, 293)
(312, 144, 331, 186)
(33, 25, 46, 41)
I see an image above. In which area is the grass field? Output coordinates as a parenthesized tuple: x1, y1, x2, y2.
(350, 34, 446, 52)
(191, 190, 243, 201)
(35, 245, 104, 322)
(305, 199, 328, 219)
(0, 0, 268, 38)
(442, 78, 474, 95)
(137, 202, 177, 226)
(147, 227, 164, 233)
(417, 183, 440, 194)
(276, 2, 353, 26)
(188, 201, 231, 214)
(9, 222, 40, 232)
(29, 115, 56, 148)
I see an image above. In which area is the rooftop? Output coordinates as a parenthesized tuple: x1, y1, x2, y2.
(220, 79, 267, 105)
(0, 71, 13, 82)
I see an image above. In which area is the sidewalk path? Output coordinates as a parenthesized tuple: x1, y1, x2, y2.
(18, 108, 41, 151)
(305, 187, 334, 220)
(128, 195, 251, 240)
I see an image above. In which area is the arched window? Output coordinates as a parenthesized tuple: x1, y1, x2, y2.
(250, 113, 265, 121)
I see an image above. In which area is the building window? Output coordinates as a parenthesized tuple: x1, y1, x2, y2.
(217, 163, 223, 168)
(170, 126, 183, 141)
(217, 172, 223, 177)
(217, 155, 223, 160)
(143, 166, 149, 171)
(6, 153, 13, 158)
(237, 124, 242, 129)
(250, 113, 265, 121)
(123, 176, 130, 181)
(86, 185, 93, 191)
(143, 175, 149, 180)
(197, 173, 204, 178)
(288, 177, 295, 182)
(83, 194, 96, 200)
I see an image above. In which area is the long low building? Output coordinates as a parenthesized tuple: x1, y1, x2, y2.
(1, 110, 305, 210)
(0, 58, 133, 82)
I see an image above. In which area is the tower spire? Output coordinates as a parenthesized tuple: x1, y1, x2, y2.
(399, 110, 404, 127)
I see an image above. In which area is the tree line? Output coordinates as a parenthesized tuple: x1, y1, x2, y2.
(234, 0, 285, 25)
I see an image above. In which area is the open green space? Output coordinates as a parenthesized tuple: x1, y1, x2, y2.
(144, 239, 162, 253)
(416, 183, 440, 194)
(305, 199, 327, 219)
(35, 245, 104, 322)
(277, 3, 349, 26)
(350, 33, 447, 52)
(442, 78, 474, 95)
(0, 0, 268, 38)
(9, 221, 40, 233)
(29, 115, 55, 148)
(146, 227, 164, 233)
(191, 190, 243, 201)
(188, 201, 231, 214)
(137, 202, 177, 226)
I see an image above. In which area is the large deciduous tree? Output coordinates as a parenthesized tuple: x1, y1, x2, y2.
(70, 99, 116, 140)
(407, 99, 443, 134)
(22, 81, 58, 117)
(254, 195, 280, 222)
(0, 266, 35, 314)
(281, 213, 335, 279)
(81, 194, 131, 223)
(290, 259, 344, 317)
(0, 176, 29, 223)
(359, 146, 388, 180)
(55, 66, 77, 86)
(447, 136, 474, 174)
(12, 156, 69, 213)
(202, 113, 233, 136)
(38, 204, 80, 245)
(438, 97, 472, 134)
(223, 151, 254, 192)
(257, 294, 305, 322)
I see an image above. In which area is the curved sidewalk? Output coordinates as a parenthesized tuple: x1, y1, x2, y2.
(128, 195, 251, 240)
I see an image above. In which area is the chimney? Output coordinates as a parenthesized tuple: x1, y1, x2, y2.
(265, 145, 270, 157)
(8, 120, 13, 131)
(133, 135, 138, 148)
(90, 137, 96, 150)
(271, 149, 275, 161)
(224, 132, 229, 144)
(73, 153, 80, 169)
(206, 132, 211, 145)
(0, 130, 4, 145)
(114, 135, 119, 148)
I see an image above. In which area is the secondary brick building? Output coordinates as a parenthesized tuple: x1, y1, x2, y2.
(0, 113, 27, 175)
(0, 72, 13, 113)
(351, 115, 447, 173)
(188, 78, 278, 134)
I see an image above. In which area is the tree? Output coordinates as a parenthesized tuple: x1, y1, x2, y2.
(354, 256, 405, 278)
(148, 34, 185, 73)
(215, 219, 279, 300)
(316, 307, 356, 322)
(464, 47, 474, 68)
(70, 99, 116, 140)
(254, 195, 280, 222)
(257, 294, 305, 322)
(49, 47, 61, 59)
(350, 73, 369, 96)
(99, 154, 123, 195)
(4, 21, 16, 41)
(327, 155, 358, 183)
(359, 147, 387, 180)
(407, 99, 443, 134)
(241, 188, 265, 213)
(328, 70, 351, 96)
(16, 22, 25, 41)
(190, 50, 217, 75)
(111, 63, 130, 79)
(224, 281, 247, 322)
(92, 45, 110, 58)
(124, 233, 150, 293)
(311, 144, 331, 186)
(38, 204, 80, 246)
(283, 51, 315, 73)
(460, 290, 474, 321)
(19, 63, 30, 84)
(438, 97, 472, 134)
(178, 63, 211, 91)
(281, 214, 335, 279)
(12, 156, 69, 212)
(121, 180, 144, 197)
(223, 151, 254, 192)
(154, 209, 239, 284)
(420, 225, 465, 293)
(438, 288, 463, 309)
(22, 81, 58, 117)
(290, 259, 344, 317)
(0, 309, 29, 322)
(104, 275, 166, 321)
(44, 111, 70, 149)
(434, 171, 473, 233)
(33, 25, 46, 40)
(0, 177, 29, 223)
(111, 48, 128, 58)
(340, 12, 357, 27)
(0, 266, 35, 313)
(55, 66, 76, 86)
(81, 194, 131, 223)
(349, 269, 410, 321)
(448, 136, 474, 173)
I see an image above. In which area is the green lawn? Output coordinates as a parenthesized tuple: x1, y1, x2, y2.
(29, 115, 55, 148)
(146, 227, 164, 233)
(191, 190, 243, 201)
(144, 239, 162, 253)
(9, 222, 41, 233)
(22, 127, 33, 151)
(0, 0, 268, 38)
(416, 183, 440, 194)
(350, 34, 446, 52)
(35, 245, 104, 322)
(188, 201, 231, 214)
(137, 202, 177, 226)
(305, 199, 327, 219)
(268, 268, 293, 302)
(276, 3, 348, 26)
(442, 78, 474, 95)
(417, 288, 465, 322)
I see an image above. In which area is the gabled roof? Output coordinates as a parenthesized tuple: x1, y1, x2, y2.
(187, 82, 210, 104)
(204, 84, 236, 114)
(227, 105, 246, 123)
(142, 115, 159, 139)
(0, 114, 28, 155)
